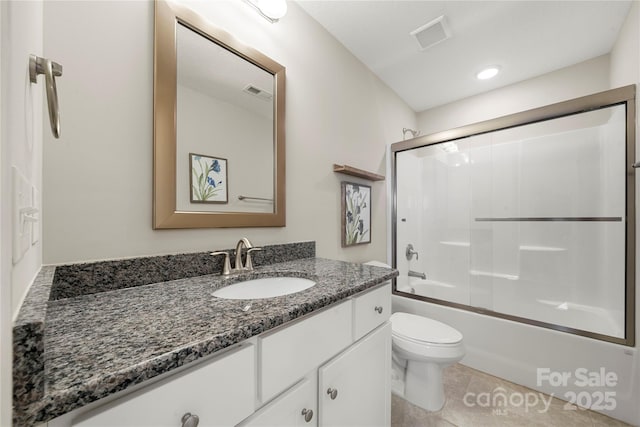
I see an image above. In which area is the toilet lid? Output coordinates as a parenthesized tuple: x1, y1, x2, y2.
(390, 312, 463, 344)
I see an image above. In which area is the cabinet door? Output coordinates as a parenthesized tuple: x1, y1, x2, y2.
(318, 323, 391, 427)
(260, 300, 352, 403)
(71, 345, 255, 427)
(238, 376, 317, 427)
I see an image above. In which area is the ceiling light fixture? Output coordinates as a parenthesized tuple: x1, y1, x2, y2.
(476, 66, 500, 80)
(245, 0, 287, 23)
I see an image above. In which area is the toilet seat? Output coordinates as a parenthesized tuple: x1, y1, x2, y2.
(390, 312, 462, 345)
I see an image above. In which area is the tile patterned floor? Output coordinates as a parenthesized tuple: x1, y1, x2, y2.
(391, 363, 634, 427)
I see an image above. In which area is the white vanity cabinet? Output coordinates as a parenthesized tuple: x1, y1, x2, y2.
(318, 323, 391, 427)
(258, 300, 353, 403)
(320, 282, 392, 426)
(242, 324, 390, 427)
(238, 377, 318, 427)
(64, 344, 256, 427)
(242, 283, 391, 427)
(48, 283, 391, 427)
(352, 282, 391, 340)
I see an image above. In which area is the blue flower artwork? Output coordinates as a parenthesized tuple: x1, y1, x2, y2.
(190, 153, 228, 203)
(342, 181, 371, 246)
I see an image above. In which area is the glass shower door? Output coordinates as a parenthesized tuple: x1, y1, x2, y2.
(394, 98, 632, 344)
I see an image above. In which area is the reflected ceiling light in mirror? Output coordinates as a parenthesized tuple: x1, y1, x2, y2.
(246, 0, 288, 23)
(476, 66, 500, 80)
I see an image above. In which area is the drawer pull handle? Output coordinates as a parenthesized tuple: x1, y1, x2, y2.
(327, 387, 338, 400)
(181, 413, 199, 427)
(301, 408, 314, 422)
(374, 306, 383, 314)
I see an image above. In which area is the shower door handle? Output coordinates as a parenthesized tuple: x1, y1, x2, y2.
(632, 162, 640, 169)
(29, 55, 63, 138)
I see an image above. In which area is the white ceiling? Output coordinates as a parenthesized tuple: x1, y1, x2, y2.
(296, 0, 633, 112)
(177, 23, 274, 119)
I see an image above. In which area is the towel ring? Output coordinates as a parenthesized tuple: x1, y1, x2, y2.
(29, 54, 63, 139)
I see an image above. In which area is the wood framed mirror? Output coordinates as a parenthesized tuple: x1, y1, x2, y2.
(154, 0, 285, 229)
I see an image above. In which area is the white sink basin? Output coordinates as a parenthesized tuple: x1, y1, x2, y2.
(212, 277, 316, 300)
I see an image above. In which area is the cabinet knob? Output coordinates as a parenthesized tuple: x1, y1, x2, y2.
(327, 387, 338, 400)
(181, 413, 199, 427)
(374, 306, 383, 314)
(301, 408, 314, 422)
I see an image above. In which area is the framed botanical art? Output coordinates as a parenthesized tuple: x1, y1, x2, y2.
(341, 181, 371, 247)
(189, 153, 228, 203)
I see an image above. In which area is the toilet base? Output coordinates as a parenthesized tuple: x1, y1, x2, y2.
(405, 360, 445, 412)
(391, 353, 406, 396)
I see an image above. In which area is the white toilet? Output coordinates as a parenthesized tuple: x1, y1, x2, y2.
(390, 312, 465, 412)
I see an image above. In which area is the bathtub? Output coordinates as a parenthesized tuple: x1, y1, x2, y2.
(392, 274, 638, 424)
(396, 275, 467, 305)
(396, 275, 624, 339)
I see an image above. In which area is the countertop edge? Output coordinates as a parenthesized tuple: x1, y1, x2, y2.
(13, 266, 55, 412)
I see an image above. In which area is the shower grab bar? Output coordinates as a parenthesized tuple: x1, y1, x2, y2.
(475, 217, 622, 222)
(238, 195, 273, 202)
(29, 55, 63, 138)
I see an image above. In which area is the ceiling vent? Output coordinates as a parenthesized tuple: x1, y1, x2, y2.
(410, 15, 452, 51)
(243, 84, 273, 101)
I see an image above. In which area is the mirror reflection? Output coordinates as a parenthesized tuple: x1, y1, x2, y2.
(153, 0, 285, 229)
(176, 23, 274, 213)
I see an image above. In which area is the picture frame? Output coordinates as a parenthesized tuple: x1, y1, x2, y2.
(189, 153, 228, 204)
(341, 181, 371, 247)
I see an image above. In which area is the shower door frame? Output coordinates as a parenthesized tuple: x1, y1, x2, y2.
(391, 85, 636, 346)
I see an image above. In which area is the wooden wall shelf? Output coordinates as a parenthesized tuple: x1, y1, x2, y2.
(333, 164, 385, 181)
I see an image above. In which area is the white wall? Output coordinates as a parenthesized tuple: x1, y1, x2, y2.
(0, 0, 44, 424)
(610, 0, 640, 89)
(176, 85, 273, 213)
(42, 0, 416, 265)
(3, 1, 43, 317)
(417, 54, 610, 136)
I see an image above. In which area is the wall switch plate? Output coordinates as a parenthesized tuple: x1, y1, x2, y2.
(12, 167, 31, 264)
(31, 185, 40, 245)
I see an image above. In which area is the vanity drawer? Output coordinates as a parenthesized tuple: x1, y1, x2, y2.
(353, 283, 391, 341)
(259, 300, 353, 403)
(71, 344, 255, 427)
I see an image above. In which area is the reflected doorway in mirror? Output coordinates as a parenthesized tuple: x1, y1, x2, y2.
(189, 153, 228, 204)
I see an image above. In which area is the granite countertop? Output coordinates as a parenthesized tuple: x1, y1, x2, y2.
(13, 245, 397, 426)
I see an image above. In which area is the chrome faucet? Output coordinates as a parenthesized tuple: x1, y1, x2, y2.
(234, 238, 262, 272)
(210, 251, 232, 275)
(210, 238, 262, 275)
(408, 270, 426, 280)
(234, 238, 252, 272)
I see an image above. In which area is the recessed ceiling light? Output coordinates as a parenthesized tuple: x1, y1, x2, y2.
(476, 66, 500, 80)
